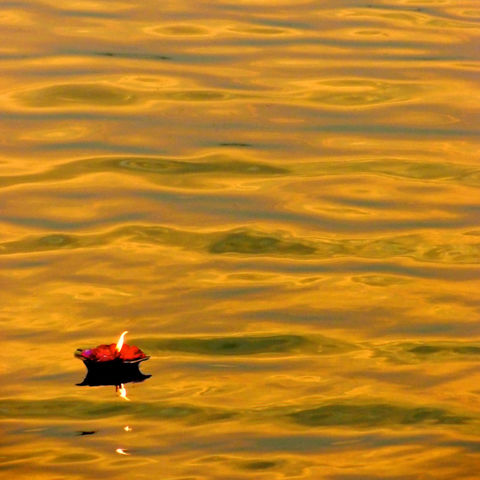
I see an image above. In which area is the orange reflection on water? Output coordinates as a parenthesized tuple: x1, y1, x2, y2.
(1, 0, 480, 479)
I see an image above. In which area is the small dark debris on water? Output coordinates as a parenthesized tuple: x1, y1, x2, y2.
(77, 431, 96, 436)
(219, 143, 251, 147)
(96, 52, 171, 61)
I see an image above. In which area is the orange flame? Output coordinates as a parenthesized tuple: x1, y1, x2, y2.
(116, 330, 128, 352)
(117, 383, 130, 401)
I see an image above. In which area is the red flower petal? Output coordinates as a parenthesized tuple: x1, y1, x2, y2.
(119, 344, 147, 361)
(80, 343, 147, 362)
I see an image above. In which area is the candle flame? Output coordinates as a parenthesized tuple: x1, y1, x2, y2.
(116, 448, 130, 455)
(116, 330, 128, 352)
(117, 383, 130, 401)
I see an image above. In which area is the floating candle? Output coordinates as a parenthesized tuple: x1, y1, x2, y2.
(75, 331, 151, 389)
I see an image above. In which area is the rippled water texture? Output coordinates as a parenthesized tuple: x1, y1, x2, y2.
(2, 0, 480, 479)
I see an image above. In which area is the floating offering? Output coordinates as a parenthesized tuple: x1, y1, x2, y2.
(75, 331, 151, 391)
(75, 331, 149, 364)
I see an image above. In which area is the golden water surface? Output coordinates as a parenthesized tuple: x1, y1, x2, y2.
(2, 0, 480, 478)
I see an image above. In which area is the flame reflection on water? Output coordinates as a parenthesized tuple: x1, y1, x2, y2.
(116, 383, 130, 401)
(115, 448, 130, 456)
